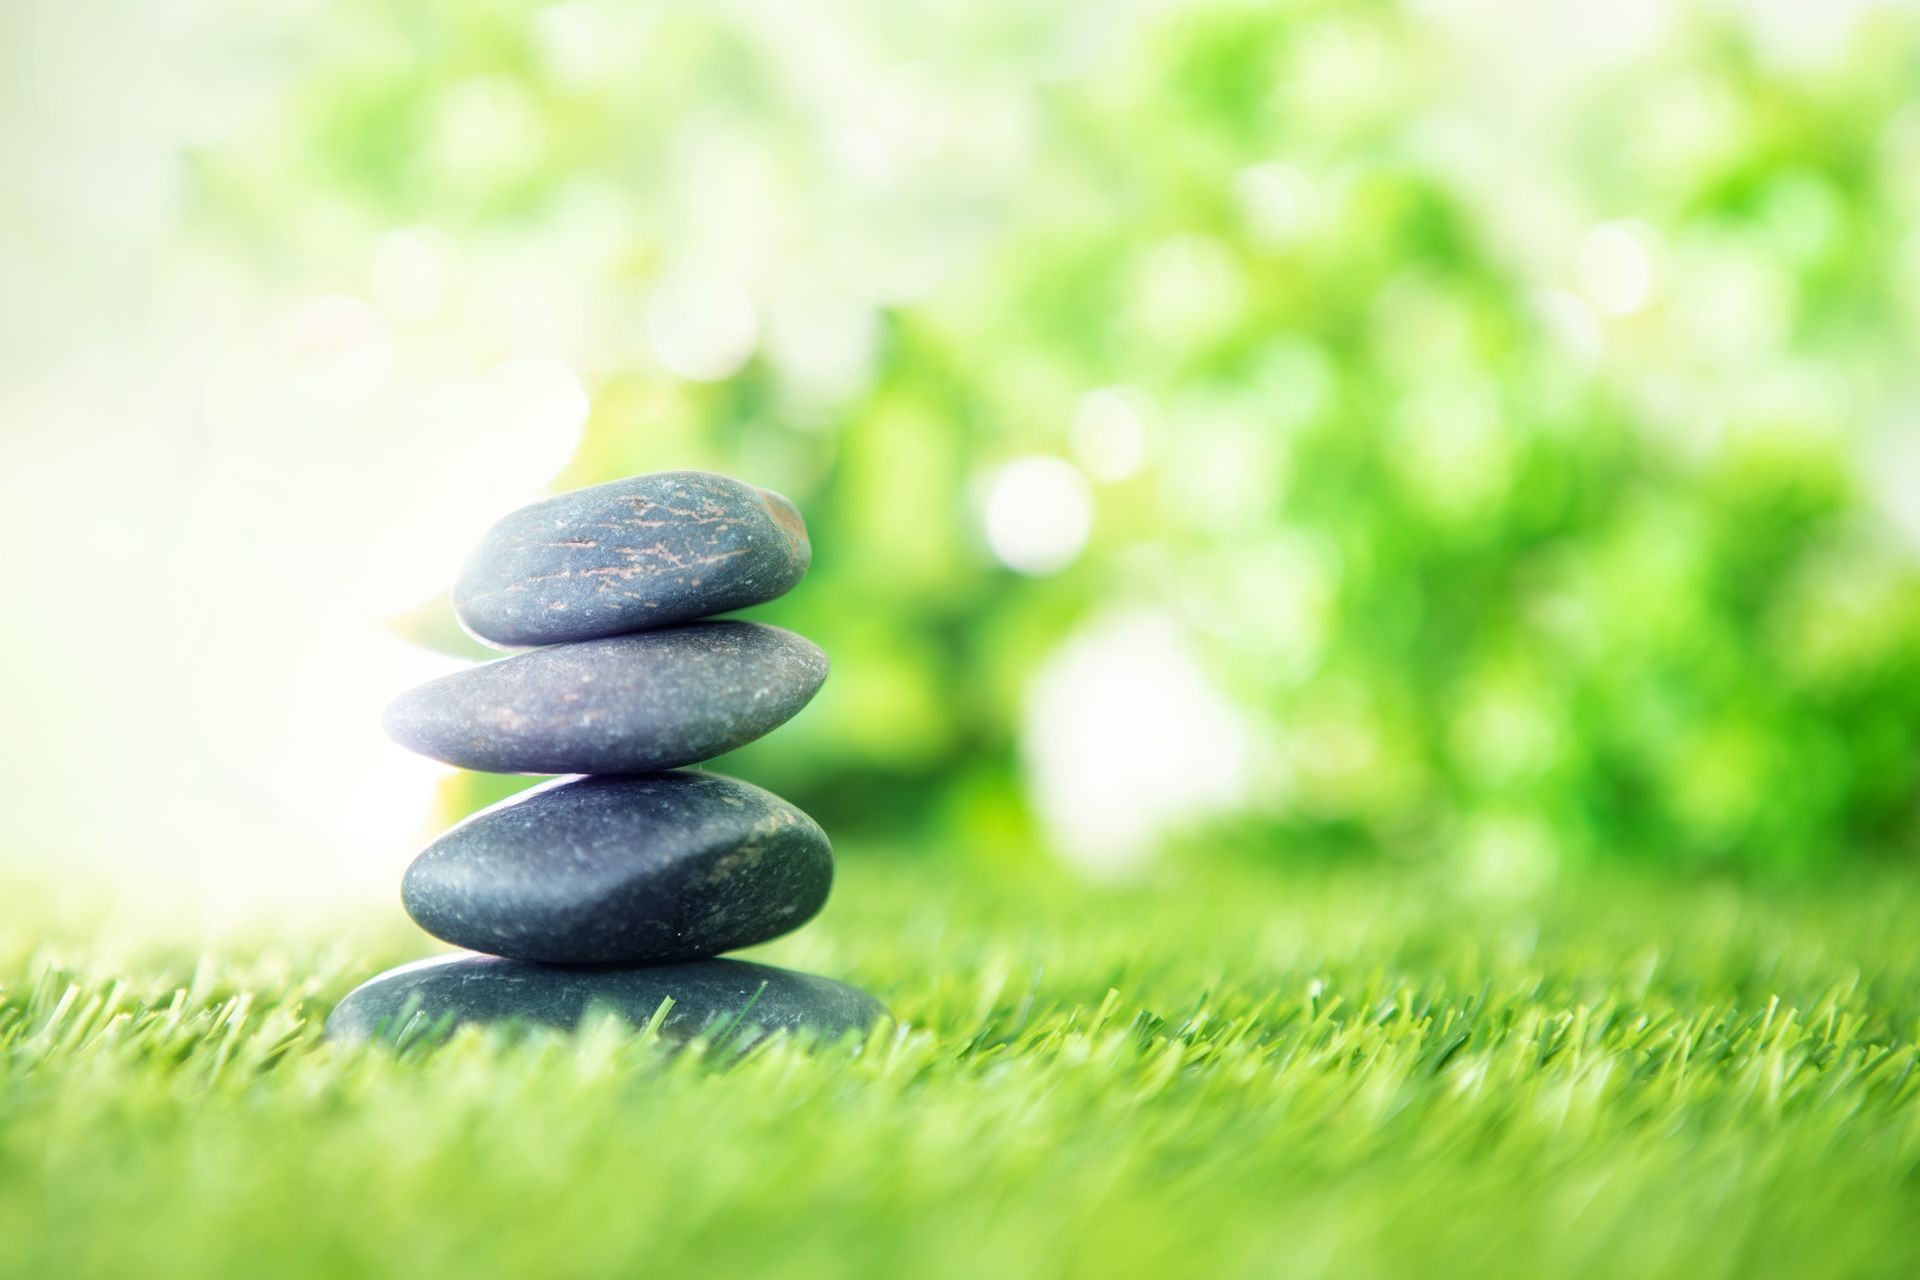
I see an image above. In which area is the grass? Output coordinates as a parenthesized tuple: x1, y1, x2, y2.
(3, 852, 1920, 1279)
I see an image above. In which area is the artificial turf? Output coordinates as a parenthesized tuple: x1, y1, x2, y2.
(3, 853, 1918, 1279)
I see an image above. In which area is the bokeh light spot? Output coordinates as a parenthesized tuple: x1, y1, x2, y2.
(1577, 220, 1662, 316)
(1234, 162, 1320, 248)
(985, 456, 1093, 575)
(646, 273, 759, 382)
(1024, 610, 1250, 875)
(1070, 387, 1154, 482)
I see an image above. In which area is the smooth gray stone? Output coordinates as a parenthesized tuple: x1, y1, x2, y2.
(325, 953, 887, 1047)
(382, 621, 827, 774)
(403, 772, 832, 964)
(453, 470, 812, 647)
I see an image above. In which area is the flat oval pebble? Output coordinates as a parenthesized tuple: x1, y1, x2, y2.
(453, 470, 812, 647)
(325, 954, 887, 1047)
(402, 772, 832, 964)
(382, 621, 827, 774)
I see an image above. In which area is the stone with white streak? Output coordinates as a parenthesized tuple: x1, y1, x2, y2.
(453, 470, 811, 647)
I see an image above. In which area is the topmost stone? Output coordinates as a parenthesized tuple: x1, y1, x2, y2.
(453, 471, 812, 647)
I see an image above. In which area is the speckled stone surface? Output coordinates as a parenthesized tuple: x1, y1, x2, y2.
(382, 621, 828, 774)
(453, 470, 812, 648)
(325, 953, 887, 1046)
(402, 772, 832, 963)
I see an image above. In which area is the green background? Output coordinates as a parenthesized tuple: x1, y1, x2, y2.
(269, 0, 1920, 876)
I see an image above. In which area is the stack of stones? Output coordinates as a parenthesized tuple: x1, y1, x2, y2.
(327, 471, 886, 1047)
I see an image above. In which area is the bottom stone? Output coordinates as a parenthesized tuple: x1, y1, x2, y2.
(325, 953, 887, 1047)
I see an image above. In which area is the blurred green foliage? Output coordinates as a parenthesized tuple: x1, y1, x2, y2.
(193, 0, 1920, 872)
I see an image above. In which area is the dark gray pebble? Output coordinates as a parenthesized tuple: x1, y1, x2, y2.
(325, 953, 887, 1047)
(402, 772, 832, 964)
(382, 621, 827, 774)
(453, 470, 812, 647)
